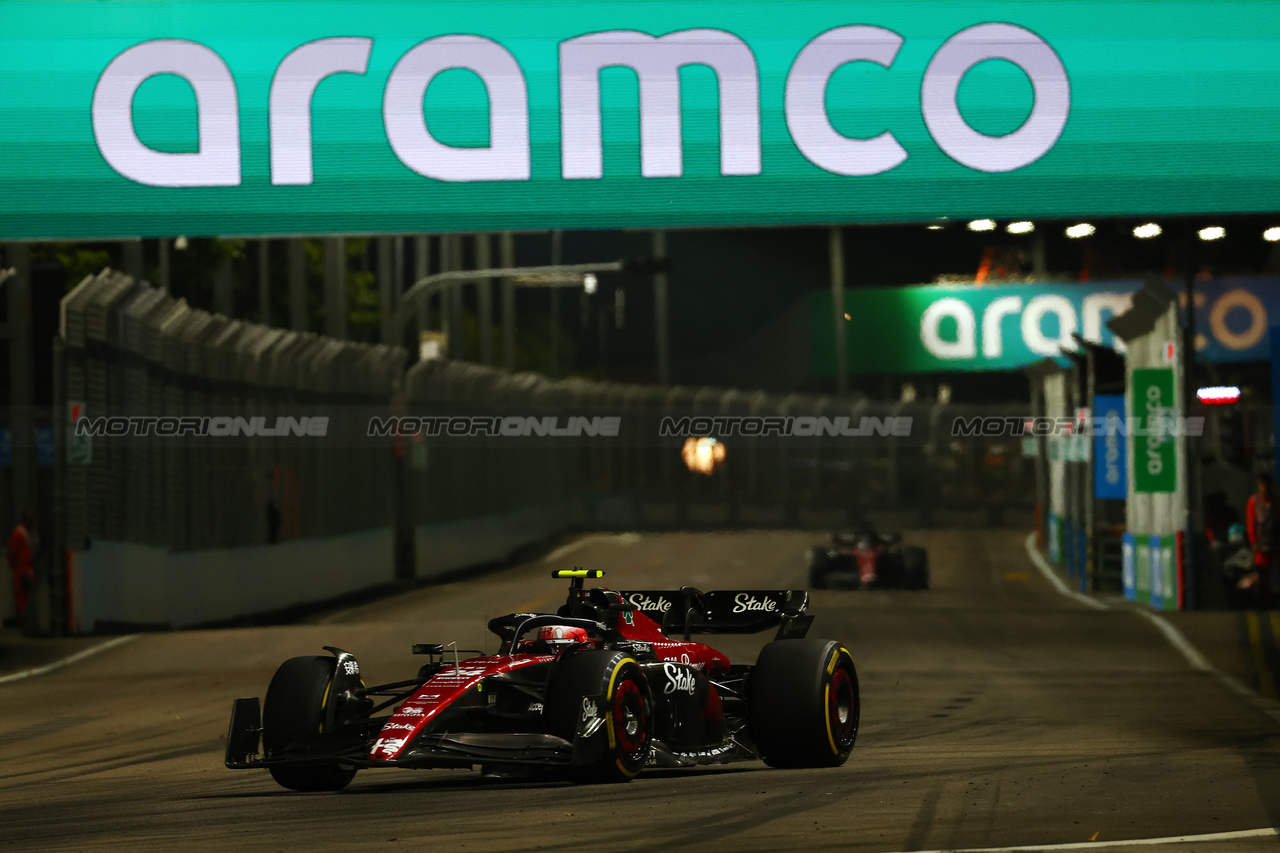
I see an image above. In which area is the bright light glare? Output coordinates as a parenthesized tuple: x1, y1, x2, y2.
(1006, 221, 1034, 234)
(926, 224, 945, 230)
(681, 437, 726, 476)
(968, 219, 996, 232)
(1196, 385, 1241, 405)
(174, 235, 189, 251)
(1133, 223, 1162, 239)
(1198, 226, 1225, 241)
(1264, 227, 1280, 242)
(1065, 223, 1095, 239)
(582, 273, 598, 294)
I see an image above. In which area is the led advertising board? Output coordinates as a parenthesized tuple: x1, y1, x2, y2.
(4, 1, 1280, 239)
(812, 278, 1280, 374)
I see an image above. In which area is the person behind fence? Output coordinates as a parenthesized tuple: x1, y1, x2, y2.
(1245, 472, 1276, 597)
(7, 509, 37, 622)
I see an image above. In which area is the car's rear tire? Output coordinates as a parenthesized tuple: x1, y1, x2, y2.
(904, 547, 930, 590)
(546, 651, 652, 783)
(262, 656, 357, 792)
(748, 639, 859, 768)
(807, 547, 831, 589)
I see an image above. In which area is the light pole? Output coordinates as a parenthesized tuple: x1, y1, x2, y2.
(391, 261, 626, 362)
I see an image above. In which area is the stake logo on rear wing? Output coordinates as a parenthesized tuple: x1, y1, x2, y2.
(619, 589, 812, 639)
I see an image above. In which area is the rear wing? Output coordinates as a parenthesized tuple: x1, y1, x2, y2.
(618, 588, 812, 640)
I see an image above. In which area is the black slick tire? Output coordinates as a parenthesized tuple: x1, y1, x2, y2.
(262, 656, 357, 792)
(904, 547, 930, 590)
(748, 639, 859, 768)
(807, 547, 830, 590)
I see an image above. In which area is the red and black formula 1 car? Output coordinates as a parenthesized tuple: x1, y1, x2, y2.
(226, 570, 859, 790)
(807, 527, 929, 591)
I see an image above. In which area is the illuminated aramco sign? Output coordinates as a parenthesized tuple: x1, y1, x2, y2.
(812, 278, 1280, 374)
(5, 1, 1280, 238)
(90, 24, 1067, 188)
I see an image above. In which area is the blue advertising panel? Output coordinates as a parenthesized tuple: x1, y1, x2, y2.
(1093, 394, 1127, 500)
(0, 427, 55, 467)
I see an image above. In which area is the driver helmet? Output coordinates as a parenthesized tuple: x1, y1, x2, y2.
(536, 624, 591, 649)
(1228, 522, 1247, 546)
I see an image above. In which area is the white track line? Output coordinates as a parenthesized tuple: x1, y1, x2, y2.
(1131, 609, 1212, 671)
(1023, 533, 1109, 610)
(1022, 533, 1280, 723)
(0, 634, 136, 686)
(896, 826, 1278, 852)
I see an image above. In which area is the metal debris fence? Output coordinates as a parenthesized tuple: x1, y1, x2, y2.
(49, 270, 1036, 629)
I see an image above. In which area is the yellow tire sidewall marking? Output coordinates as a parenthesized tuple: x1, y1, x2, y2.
(319, 678, 333, 734)
(604, 657, 638, 756)
(823, 646, 850, 756)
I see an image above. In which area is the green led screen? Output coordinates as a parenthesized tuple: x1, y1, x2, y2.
(3, 0, 1280, 239)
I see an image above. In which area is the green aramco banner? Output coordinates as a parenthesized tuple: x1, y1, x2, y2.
(1131, 368, 1178, 494)
(4, 1, 1280, 238)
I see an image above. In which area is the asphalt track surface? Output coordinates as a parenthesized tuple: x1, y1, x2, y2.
(3, 529, 1280, 852)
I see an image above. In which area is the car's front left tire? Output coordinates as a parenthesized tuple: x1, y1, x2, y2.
(262, 656, 357, 792)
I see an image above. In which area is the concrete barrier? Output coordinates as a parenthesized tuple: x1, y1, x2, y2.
(73, 499, 587, 630)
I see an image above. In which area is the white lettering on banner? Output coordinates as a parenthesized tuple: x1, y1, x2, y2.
(732, 593, 777, 613)
(270, 38, 372, 185)
(785, 26, 908, 176)
(1082, 292, 1133, 354)
(921, 297, 977, 359)
(560, 29, 761, 179)
(921, 23, 1070, 172)
(92, 40, 241, 187)
(1105, 413, 1122, 485)
(1145, 386, 1165, 476)
(981, 296, 1022, 358)
(922, 291, 1133, 363)
(92, 23, 1069, 187)
(384, 35, 530, 181)
(1021, 294, 1077, 356)
(1209, 289, 1267, 351)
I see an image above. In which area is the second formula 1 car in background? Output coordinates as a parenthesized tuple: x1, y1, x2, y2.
(807, 527, 929, 591)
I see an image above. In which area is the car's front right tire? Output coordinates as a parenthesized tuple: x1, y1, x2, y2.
(546, 651, 652, 783)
